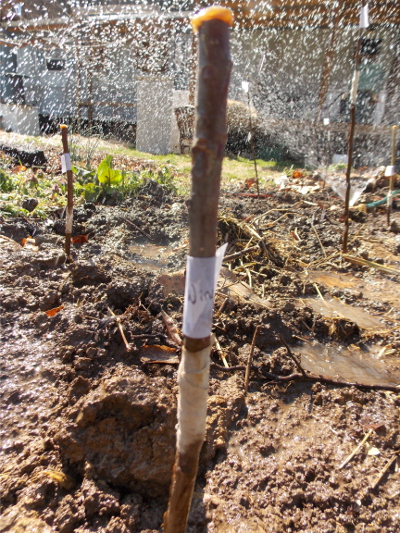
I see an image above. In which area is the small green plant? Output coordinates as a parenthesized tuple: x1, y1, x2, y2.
(97, 155, 124, 187)
(140, 165, 177, 194)
(0, 169, 15, 192)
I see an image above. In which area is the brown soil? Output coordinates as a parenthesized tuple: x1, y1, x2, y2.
(1, 150, 400, 533)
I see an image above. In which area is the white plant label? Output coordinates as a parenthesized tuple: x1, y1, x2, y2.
(182, 243, 228, 339)
(247, 131, 252, 143)
(61, 153, 72, 173)
(360, 3, 369, 28)
(242, 80, 249, 93)
(323, 118, 330, 125)
(385, 166, 395, 177)
(350, 70, 360, 105)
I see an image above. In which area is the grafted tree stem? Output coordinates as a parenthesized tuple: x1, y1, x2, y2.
(163, 11, 232, 533)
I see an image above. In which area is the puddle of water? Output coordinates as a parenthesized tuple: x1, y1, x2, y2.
(303, 270, 400, 310)
(293, 340, 400, 387)
(303, 297, 383, 330)
(129, 243, 173, 272)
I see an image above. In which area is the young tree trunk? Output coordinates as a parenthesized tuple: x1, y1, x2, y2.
(163, 8, 233, 533)
(60, 125, 73, 259)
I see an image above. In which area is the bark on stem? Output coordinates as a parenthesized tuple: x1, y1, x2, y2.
(387, 125, 397, 226)
(60, 125, 73, 258)
(343, 28, 362, 253)
(163, 11, 232, 533)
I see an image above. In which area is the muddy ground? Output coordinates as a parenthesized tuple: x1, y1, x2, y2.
(1, 142, 400, 533)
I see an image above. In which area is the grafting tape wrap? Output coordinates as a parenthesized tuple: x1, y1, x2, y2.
(350, 70, 360, 106)
(177, 343, 211, 452)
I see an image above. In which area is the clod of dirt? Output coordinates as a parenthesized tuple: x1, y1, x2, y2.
(0, 504, 53, 533)
(55, 368, 177, 497)
(70, 259, 111, 285)
(21, 198, 39, 212)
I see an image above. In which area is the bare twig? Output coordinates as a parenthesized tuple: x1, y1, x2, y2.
(124, 218, 152, 240)
(161, 309, 182, 346)
(311, 211, 327, 258)
(339, 429, 373, 470)
(279, 334, 307, 378)
(244, 325, 260, 395)
(108, 307, 132, 351)
(370, 452, 400, 490)
(223, 244, 260, 262)
(215, 297, 229, 318)
(246, 83, 259, 197)
(214, 336, 229, 368)
(342, 254, 400, 276)
(343, 25, 363, 253)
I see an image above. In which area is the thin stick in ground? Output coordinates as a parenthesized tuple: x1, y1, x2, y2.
(247, 86, 260, 197)
(279, 334, 307, 377)
(60, 125, 74, 259)
(163, 7, 233, 533)
(244, 325, 260, 395)
(387, 125, 398, 226)
(343, 25, 363, 253)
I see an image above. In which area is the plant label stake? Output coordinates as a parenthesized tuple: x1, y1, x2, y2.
(387, 125, 397, 226)
(343, 3, 368, 253)
(60, 125, 73, 258)
(163, 6, 233, 533)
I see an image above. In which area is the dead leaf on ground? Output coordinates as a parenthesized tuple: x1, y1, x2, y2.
(45, 305, 64, 317)
(21, 237, 39, 252)
(243, 177, 257, 189)
(72, 234, 89, 244)
(292, 170, 304, 180)
(139, 344, 179, 365)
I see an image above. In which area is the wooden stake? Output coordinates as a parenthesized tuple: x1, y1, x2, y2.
(163, 7, 233, 533)
(343, 27, 362, 253)
(60, 125, 73, 259)
(387, 125, 398, 226)
(246, 86, 260, 197)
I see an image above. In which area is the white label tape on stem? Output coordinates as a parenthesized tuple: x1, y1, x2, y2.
(360, 3, 369, 28)
(242, 80, 249, 93)
(61, 153, 72, 173)
(350, 70, 360, 105)
(65, 210, 73, 234)
(387, 191, 393, 209)
(385, 166, 395, 177)
(323, 118, 330, 126)
(182, 243, 228, 339)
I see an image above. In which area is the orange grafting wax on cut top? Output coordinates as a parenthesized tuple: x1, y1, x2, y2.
(60, 124, 68, 129)
(191, 6, 234, 32)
